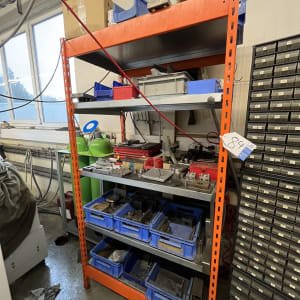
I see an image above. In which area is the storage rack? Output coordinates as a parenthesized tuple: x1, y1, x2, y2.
(230, 35, 300, 300)
(61, 0, 239, 299)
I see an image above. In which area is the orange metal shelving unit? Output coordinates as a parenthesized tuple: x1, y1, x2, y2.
(61, 0, 239, 299)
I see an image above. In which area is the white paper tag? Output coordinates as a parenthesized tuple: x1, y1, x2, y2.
(221, 132, 257, 161)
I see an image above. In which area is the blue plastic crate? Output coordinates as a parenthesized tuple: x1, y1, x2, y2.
(187, 79, 222, 94)
(150, 203, 203, 260)
(113, 0, 148, 23)
(90, 238, 130, 278)
(94, 81, 122, 100)
(123, 251, 154, 288)
(114, 199, 165, 242)
(84, 190, 127, 230)
(145, 262, 193, 300)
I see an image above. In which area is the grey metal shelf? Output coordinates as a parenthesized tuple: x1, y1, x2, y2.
(74, 93, 222, 115)
(86, 222, 210, 275)
(80, 170, 215, 202)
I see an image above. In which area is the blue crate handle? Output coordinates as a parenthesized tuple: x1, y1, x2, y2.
(122, 222, 140, 232)
(113, 81, 123, 87)
(90, 212, 105, 221)
(158, 236, 182, 250)
(151, 292, 170, 300)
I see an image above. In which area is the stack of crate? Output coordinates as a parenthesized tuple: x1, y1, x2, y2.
(230, 35, 300, 299)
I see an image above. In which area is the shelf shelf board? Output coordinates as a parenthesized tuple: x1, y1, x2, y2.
(80, 170, 215, 202)
(74, 93, 222, 115)
(86, 223, 210, 275)
(65, 0, 228, 72)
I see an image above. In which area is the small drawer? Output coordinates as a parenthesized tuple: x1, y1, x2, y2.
(252, 237, 269, 250)
(272, 227, 292, 240)
(293, 223, 300, 235)
(240, 224, 254, 235)
(285, 270, 300, 285)
(248, 123, 267, 132)
(231, 278, 250, 296)
(277, 190, 299, 202)
(267, 123, 288, 132)
(249, 253, 266, 268)
(243, 174, 259, 183)
(255, 144, 265, 152)
(248, 260, 265, 273)
(253, 219, 271, 234)
(282, 286, 300, 300)
(253, 67, 273, 79)
(295, 75, 300, 86)
(235, 253, 249, 266)
(251, 90, 271, 101)
(247, 266, 263, 280)
(247, 133, 265, 142)
(230, 288, 248, 300)
(271, 88, 294, 99)
(241, 182, 258, 193)
(240, 207, 255, 218)
(252, 230, 270, 242)
(289, 252, 300, 266)
(265, 267, 283, 283)
(289, 242, 300, 256)
(255, 54, 275, 68)
(288, 124, 300, 133)
(265, 259, 284, 275)
(249, 101, 269, 111)
(232, 269, 252, 286)
(233, 258, 248, 272)
(255, 211, 273, 224)
(275, 208, 296, 222)
(287, 135, 300, 145)
(249, 289, 270, 300)
(284, 278, 300, 294)
(291, 233, 300, 245)
(258, 185, 277, 197)
(291, 100, 300, 110)
(273, 76, 296, 88)
(245, 162, 262, 171)
(267, 252, 286, 267)
(268, 112, 289, 122)
(276, 198, 298, 211)
(294, 87, 300, 98)
(256, 42, 277, 56)
(279, 181, 300, 192)
(249, 153, 263, 161)
(269, 242, 288, 259)
(252, 79, 272, 90)
(249, 112, 268, 122)
(264, 275, 282, 292)
(270, 100, 292, 110)
(263, 154, 283, 164)
(281, 167, 300, 178)
(274, 63, 297, 76)
(238, 214, 254, 227)
(276, 50, 300, 64)
(241, 191, 257, 201)
(259, 177, 278, 187)
(283, 156, 300, 167)
(265, 144, 285, 154)
(265, 134, 287, 144)
(262, 164, 281, 174)
(256, 195, 276, 206)
(278, 37, 300, 52)
(236, 237, 251, 249)
(285, 146, 300, 156)
(274, 217, 294, 231)
(251, 243, 268, 258)
(250, 282, 273, 300)
(291, 111, 300, 121)
(237, 230, 252, 243)
(273, 295, 286, 300)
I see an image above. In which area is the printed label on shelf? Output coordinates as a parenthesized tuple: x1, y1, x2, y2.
(221, 132, 256, 161)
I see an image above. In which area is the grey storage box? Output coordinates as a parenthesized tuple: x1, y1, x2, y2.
(257, 195, 276, 206)
(137, 72, 191, 96)
(273, 76, 296, 88)
(279, 180, 300, 192)
(253, 67, 273, 79)
(267, 123, 289, 132)
(274, 63, 297, 76)
(291, 111, 300, 121)
(270, 100, 291, 110)
(291, 100, 300, 110)
(268, 112, 289, 122)
(248, 123, 267, 131)
(260, 177, 278, 187)
(256, 42, 277, 56)
(252, 79, 272, 90)
(251, 90, 271, 101)
(278, 37, 300, 52)
(250, 101, 269, 111)
(285, 146, 300, 156)
(288, 124, 300, 133)
(276, 50, 300, 64)
(277, 190, 299, 202)
(255, 54, 275, 68)
(249, 112, 268, 122)
(265, 144, 285, 154)
(271, 88, 294, 99)
(265, 133, 287, 144)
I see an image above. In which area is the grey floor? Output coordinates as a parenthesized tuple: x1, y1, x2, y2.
(10, 213, 124, 300)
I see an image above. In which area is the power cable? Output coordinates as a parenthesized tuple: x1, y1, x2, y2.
(0, 93, 65, 103)
(0, 0, 36, 48)
(130, 113, 146, 142)
(83, 70, 110, 94)
(61, 0, 210, 150)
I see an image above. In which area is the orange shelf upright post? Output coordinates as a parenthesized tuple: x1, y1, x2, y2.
(208, 0, 239, 299)
(61, 38, 90, 289)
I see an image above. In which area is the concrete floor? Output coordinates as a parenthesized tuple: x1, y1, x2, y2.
(10, 213, 124, 300)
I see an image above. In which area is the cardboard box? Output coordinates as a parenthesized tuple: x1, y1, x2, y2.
(63, 0, 113, 40)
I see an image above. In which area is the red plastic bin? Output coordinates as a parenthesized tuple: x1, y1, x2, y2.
(113, 85, 139, 100)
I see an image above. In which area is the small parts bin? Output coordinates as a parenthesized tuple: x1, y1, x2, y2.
(145, 262, 193, 300)
(150, 203, 203, 260)
(94, 81, 122, 100)
(113, 0, 148, 23)
(187, 79, 222, 94)
(90, 238, 130, 278)
(113, 85, 139, 100)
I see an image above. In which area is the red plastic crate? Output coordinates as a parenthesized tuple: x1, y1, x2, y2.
(189, 162, 218, 181)
(113, 86, 139, 100)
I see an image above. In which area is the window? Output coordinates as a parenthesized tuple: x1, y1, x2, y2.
(0, 12, 67, 125)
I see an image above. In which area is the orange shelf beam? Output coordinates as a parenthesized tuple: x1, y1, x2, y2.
(65, 0, 229, 58)
(86, 265, 146, 300)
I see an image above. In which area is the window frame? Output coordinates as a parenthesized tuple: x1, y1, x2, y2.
(0, 7, 67, 128)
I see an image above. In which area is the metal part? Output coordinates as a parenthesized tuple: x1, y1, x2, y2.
(141, 168, 173, 182)
(148, 0, 170, 12)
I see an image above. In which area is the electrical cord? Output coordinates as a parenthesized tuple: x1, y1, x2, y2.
(40, 150, 54, 202)
(0, 0, 36, 48)
(0, 93, 65, 103)
(61, 0, 211, 150)
(206, 131, 219, 145)
(130, 113, 146, 142)
(83, 70, 110, 94)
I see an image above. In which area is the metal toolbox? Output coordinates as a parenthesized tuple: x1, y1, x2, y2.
(288, 124, 300, 133)
(262, 164, 281, 174)
(137, 72, 191, 97)
(258, 185, 277, 197)
(253, 67, 273, 79)
(273, 76, 296, 88)
(256, 195, 276, 206)
(267, 123, 288, 132)
(278, 37, 300, 52)
(247, 133, 265, 142)
(251, 90, 271, 101)
(256, 42, 277, 56)
(255, 55, 275, 68)
(265, 144, 285, 154)
(281, 167, 300, 178)
(277, 190, 299, 202)
(248, 123, 267, 131)
(249, 101, 269, 111)
(265, 133, 287, 144)
(241, 190, 257, 201)
(291, 111, 300, 121)
(274, 63, 297, 77)
(245, 162, 262, 171)
(294, 87, 300, 98)
(276, 50, 300, 64)
(279, 181, 300, 192)
(291, 100, 300, 110)
(283, 156, 300, 167)
(287, 135, 300, 145)
(249, 112, 268, 122)
(252, 79, 272, 90)
(268, 112, 289, 122)
(270, 100, 292, 110)
(260, 177, 278, 187)
(271, 88, 294, 99)
(263, 154, 283, 163)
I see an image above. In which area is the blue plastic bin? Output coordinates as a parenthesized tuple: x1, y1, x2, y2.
(150, 203, 203, 260)
(123, 251, 154, 288)
(239, 0, 247, 25)
(187, 79, 222, 94)
(90, 238, 130, 278)
(84, 190, 127, 230)
(94, 81, 122, 100)
(145, 263, 193, 300)
(113, 0, 148, 23)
